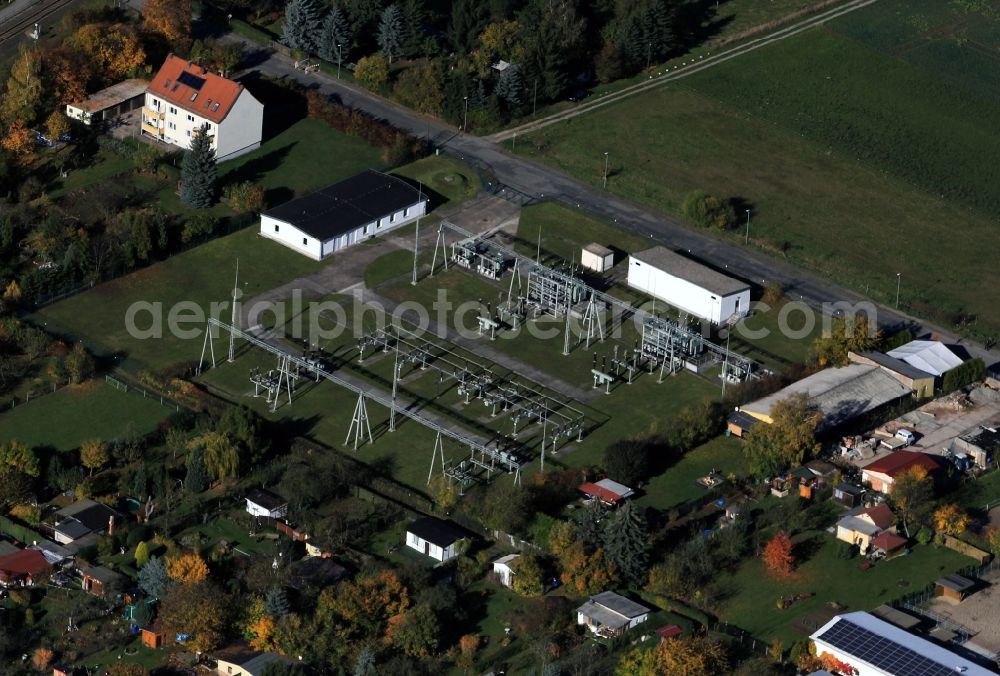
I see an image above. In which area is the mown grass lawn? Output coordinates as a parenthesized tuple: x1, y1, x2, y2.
(714, 533, 977, 644)
(515, 0, 1000, 337)
(0, 380, 172, 451)
(638, 436, 747, 511)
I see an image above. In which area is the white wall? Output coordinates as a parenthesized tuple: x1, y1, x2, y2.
(262, 200, 428, 261)
(259, 215, 324, 260)
(215, 89, 264, 161)
(493, 563, 514, 587)
(65, 105, 92, 125)
(246, 500, 287, 519)
(405, 532, 457, 562)
(627, 257, 749, 324)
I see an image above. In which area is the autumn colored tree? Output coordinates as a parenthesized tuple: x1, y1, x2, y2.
(798, 652, 859, 675)
(389, 603, 439, 657)
(31, 647, 53, 671)
(355, 53, 389, 91)
(45, 110, 69, 142)
(890, 465, 933, 537)
(428, 473, 459, 510)
(106, 665, 149, 676)
(67, 23, 146, 83)
(43, 47, 90, 106)
(616, 635, 729, 676)
(143, 0, 192, 48)
(314, 568, 410, 646)
(473, 20, 523, 73)
(80, 439, 109, 476)
(546, 519, 577, 558)
(1, 47, 44, 125)
(158, 581, 228, 652)
(64, 343, 95, 383)
(3, 280, 22, 306)
(392, 63, 444, 115)
(248, 614, 277, 652)
(458, 634, 480, 670)
(559, 541, 617, 595)
(744, 394, 821, 477)
(762, 530, 795, 577)
(2, 119, 35, 166)
(934, 503, 970, 536)
(166, 551, 209, 584)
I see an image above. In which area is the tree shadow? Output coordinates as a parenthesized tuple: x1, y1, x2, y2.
(676, 0, 735, 53)
(221, 143, 296, 187)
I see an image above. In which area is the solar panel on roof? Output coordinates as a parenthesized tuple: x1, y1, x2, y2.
(818, 619, 964, 676)
(177, 71, 206, 90)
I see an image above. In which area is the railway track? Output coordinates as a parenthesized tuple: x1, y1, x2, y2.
(0, 0, 79, 46)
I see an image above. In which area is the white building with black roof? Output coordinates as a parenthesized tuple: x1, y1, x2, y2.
(260, 169, 428, 260)
(245, 488, 288, 520)
(405, 517, 467, 562)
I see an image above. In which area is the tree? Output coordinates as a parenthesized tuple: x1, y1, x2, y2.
(518, 0, 584, 101)
(681, 190, 737, 230)
(189, 431, 239, 480)
(494, 64, 524, 108)
(0, 440, 39, 477)
(762, 530, 795, 577)
(428, 473, 459, 510)
(473, 20, 523, 73)
(183, 446, 207, 494)
(44, 47, 90, 107)
(1, 48, 44, 125)
(45, 110, 69, 142)
(265, 587, 290, 617)
(224, 180, 266, 212)
(596, 41, 626, 83)
(2, 119, 35, 166)
(106, 666, 150, 676)
(158, 581, 228, 652)
(458, 634, 480, 670)
(282, 0, 324, 52)
(510, 554, 545, 597)
(64, 343, 94, 383)
(166, 552, 209, 584)
(812, 315, 881, 367)
(393, 63, 444, 115)
(80, 439, 109, 476)
(143, 0, 192, 47)
(987, 529, 1000, 558)
(398, 0, 425, 58)
(559, 542, 617, 594)
(389, 603, 439, 657)
(377, 4, 404, 63)
(31, 647, 53, 671)
(448, 0, 489, 54)
(744, 394, 821, 477)
(934, 503, 970, 535)
(138, 556, 169, 598)
(890, 466, 934, 538)
(180, 124, 217, 209)
(134, 541, 151, 569)
(248, 614, 278, 652)
(353, 647, 376, 676)
(318, 5, 352, 63)
(603, 438, 650, 487)
(617, 635, 729, 676)
(604, 502, 648, 585)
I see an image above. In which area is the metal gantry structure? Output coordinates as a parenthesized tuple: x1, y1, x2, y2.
(197, 317, 525, 486)
(425, 220, 765, 382)
(356, 323, 587, 452)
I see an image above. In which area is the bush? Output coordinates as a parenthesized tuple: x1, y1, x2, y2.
(836, 541, 857, 559)
(681, 190, 738, 230)
(224, 180, 266, 213)
(942, 357, 986, 393)
(916, 527, 933, 545)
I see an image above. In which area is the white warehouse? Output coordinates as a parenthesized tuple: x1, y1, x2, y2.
(260, 170, 428, 260)
(627, 246, 750, 325)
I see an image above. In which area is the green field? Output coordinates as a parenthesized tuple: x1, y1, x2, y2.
(0, 380, 172, 451)
(638, 436, 747, 511)
(515, 0, 1000, 338)
(714, 532, 976, 644)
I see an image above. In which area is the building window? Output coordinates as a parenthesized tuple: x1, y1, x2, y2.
(363, 225, 369, 235)
(403, 207, 409, 217)
(186, 130, 191, 137)
(735, 297, 741, 311)
(274, 225, 279, 233)
(187, 114, 195, 122)
(389, 213, 395, 224)
(302, 238, 308, 246)
(169, 106, 177, 114)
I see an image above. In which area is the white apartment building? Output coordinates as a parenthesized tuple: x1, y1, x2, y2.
(142, 54, 263, 162)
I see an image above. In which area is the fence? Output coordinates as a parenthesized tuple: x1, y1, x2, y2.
(0, 377, 75, 414)
(0, 515, 45, 546)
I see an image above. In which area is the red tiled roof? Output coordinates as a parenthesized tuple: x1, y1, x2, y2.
(871, 531, 907, 552)
(0, 549, 50, 580)
(860, 503, 896, 530)
(863, 451, 940, 478)
(147, 54, 244, 123)
(578, 482, 626, 504)
(655, 624, 683, 639)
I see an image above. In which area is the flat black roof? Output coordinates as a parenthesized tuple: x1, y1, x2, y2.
(407, 517, 466, 548)
(263, 170, 426, 241)
(246, 488, 287, 510)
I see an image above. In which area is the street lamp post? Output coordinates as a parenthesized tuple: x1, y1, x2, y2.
(336, 43, 342, 79)
(603, 152, 609, 189)
(745, 209, 751, 245)
(895, 273, 901, 308)
(462, 96, 469, 132)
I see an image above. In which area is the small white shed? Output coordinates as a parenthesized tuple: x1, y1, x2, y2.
(405, 517, 466, 563)
(581, 243, 614, 273)
(492, 553, 520, 587)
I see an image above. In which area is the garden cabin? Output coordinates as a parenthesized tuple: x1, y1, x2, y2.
(577, 591, 650, 638)
(405, 517, 466, 563)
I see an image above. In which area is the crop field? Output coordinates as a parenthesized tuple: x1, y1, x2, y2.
(514, 0, 1000, 337)
(0, 380, 173, 452)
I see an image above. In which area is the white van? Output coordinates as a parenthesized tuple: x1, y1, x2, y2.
(895, 429, 916, 446)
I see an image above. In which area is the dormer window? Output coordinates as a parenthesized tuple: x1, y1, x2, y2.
(171, 83, 180, 92)
(204, 98, 212, 109)
(212, 102, 221, 112)
(164, 79, 171, 88)
(190, 92, 198, 102)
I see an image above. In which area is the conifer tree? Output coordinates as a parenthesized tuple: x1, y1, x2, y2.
(265, 587, 290, 617)
(179, 124, 216, 209)
(184, 447, 207, 493)
(377, 4, 404, 63)
(604, 501, 648, 585)
(138, 555, 169, 598)
(318, 5, 351, 64)
(282, 0, 324, 53)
